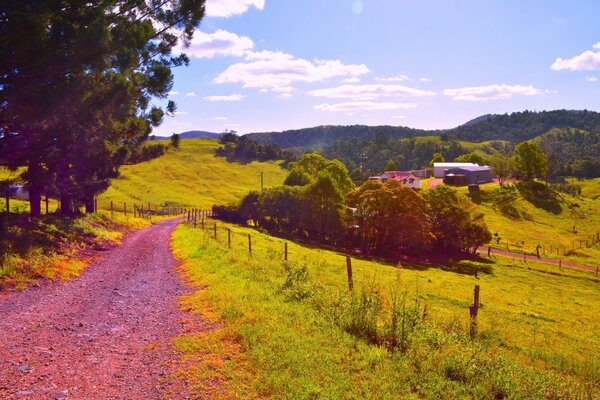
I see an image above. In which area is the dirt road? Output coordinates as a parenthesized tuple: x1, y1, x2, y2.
(0, 219, 192, 399)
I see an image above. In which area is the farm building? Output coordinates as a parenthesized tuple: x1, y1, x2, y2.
(432, 162, 478, 178)
(379, 171, 422, 189)
(443, 165, 494, 185)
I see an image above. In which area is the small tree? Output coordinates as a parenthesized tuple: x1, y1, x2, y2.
(430, 152, 445, 167)
(513, 141, 548, 181)
(170, 133, 181, 149)
(384, 160, 396, 172)
(489, 154, 514, 185)
(454, 152, 488, 165)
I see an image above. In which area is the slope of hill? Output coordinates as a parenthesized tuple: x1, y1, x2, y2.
(98, 139, 288, 210)
(246, 109, 600, 149)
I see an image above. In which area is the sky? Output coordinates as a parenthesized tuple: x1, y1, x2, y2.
(154, 0, 600, 136)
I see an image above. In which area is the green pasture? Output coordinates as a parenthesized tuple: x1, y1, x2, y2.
(98, 139, 288, 211)
(172, 221, 599, 398)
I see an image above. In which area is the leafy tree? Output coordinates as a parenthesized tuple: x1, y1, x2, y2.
(347, 180, 433, 256)
(454, 152, 488, 165)
(305, 172, 346, 242)
(489, 154, 514, 185)
(284, 168, 311, 187)
(513, 141, 548, 181)
(384, 160, 397, 171)
(0, 0, 206, 216)
(425, 185, 491, 254)
(171, 133, 181, 149)
(430, 152, 445, 167)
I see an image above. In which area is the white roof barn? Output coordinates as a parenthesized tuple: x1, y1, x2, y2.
(432, 162, 478, 178)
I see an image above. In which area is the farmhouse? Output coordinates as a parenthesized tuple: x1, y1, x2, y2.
(380, 171, 423, 189)
(443, 165, 494, 185)
(432, 162, 478, 178)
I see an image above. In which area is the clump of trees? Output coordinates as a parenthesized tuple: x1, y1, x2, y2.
(0, 0, 206, 216)
(215, 131, 297, 165)
(213, 153, 492, 259)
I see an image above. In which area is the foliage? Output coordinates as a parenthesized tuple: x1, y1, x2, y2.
(215, 131, 297, 164)
(384, 159, 397, 171)
(489, 154, 514, 185)
(425, 185, 492, 253)
(539, 128, 600, 178)
(347, 180, 433, 256)
(170, 133, 181, 149)
(454, 151, 489, 165)
(126, 143, 168, 164)
(514, 141, 548, 181)
(0, 0, 205, 216)
(430, 152, 445, 166)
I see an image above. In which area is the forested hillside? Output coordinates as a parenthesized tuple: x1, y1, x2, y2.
(247, 110, 600, 149)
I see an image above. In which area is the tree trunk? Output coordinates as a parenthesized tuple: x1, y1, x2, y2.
(85, 195, 95, 214)
(61, 194, 74, 216)
(29, 186, 42, 218)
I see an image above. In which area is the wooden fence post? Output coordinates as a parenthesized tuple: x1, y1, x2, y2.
(214, 222, 217, 240)
(133, 205, 137, 218)
(95, 197, 98, 213)
(523, 252, 526, 263)
(124, 202, 127, 216)
(227, 228, 231, 248)
(596, 266, 599, 277)
(559, 259, 562, 271)
(346, 255, 354, 291)
(469, 285, 480, 339)
(247, 234, 252, 255)
(536, 244, 540, 258)
(5, 189, 9, 215)
(487, 246, 491, 257)
(284, 242, 288, 261)
(201, 217, 204, 230)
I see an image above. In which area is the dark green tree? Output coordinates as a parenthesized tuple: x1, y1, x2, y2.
(513, 141, 548, 181)
(384, 160, 397, 171)
(430, 152, 445, 167)
(171, 133, 181, 149)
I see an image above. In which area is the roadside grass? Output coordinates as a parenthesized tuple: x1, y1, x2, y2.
(0, 211, 152, 290)
(98, 138, 288, 211)
(171, 221, 599, 398)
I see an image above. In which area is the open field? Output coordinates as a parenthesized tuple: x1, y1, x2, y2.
(172, 221, 600, 398)
(98, 139, 288, 211)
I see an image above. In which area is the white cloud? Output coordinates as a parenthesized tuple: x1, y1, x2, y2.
(205, 0, 265, 18)
(344, 77, 361, 83)
(551, 43, 600, 71)
(419, 77, 431, 82)
(176, 29, 254, 58)
(375, 74, 409, 82)
(185, 91, 197, 97)
(212, 116, 229, 120)
(443, 84, 547, 101)
(168, 90, 180, 95)
(308, 84, 435, 101)
(214, 50, 370, 92)
(314, 101, 418, 112)
(586, 76, 598, 82)
(203, 94, 245, 101)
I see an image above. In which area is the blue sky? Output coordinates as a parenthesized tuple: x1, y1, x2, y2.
(154, 0, 600, 136)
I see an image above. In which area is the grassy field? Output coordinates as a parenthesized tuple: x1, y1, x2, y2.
(171, 221, 599, 398)
(98, 139, 288, 211)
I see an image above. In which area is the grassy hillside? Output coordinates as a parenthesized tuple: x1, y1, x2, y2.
(171, 221, 599, 398)
(98, 139, 288, 211)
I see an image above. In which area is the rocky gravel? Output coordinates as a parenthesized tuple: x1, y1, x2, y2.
(0, 218, 193, 399)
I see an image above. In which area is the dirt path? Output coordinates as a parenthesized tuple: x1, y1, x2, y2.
(0, 219, 192, 399)
(477, 246, 598, 273)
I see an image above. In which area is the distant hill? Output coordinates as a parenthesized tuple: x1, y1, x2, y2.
(246, 110, 600, 149)
(153, 130, 222, 140)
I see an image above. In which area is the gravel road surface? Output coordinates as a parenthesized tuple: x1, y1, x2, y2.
(0, 219, 192, 399)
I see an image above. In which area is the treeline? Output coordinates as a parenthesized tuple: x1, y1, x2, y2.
(0, 2, 205, 216)
(324, 135, 509, 176)
(539, 128, 600, 178)
(215, 131, 297, 164)
(213, 153, 491, 259)
(246, 110, 600, 149)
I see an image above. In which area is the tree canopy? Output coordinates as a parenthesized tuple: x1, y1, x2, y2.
(0, 0, 206, 216)
(513, 141, 548, 181)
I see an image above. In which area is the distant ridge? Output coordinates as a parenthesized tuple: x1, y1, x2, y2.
(153, 130, 222, 139)
(246, 110, 600, 149)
